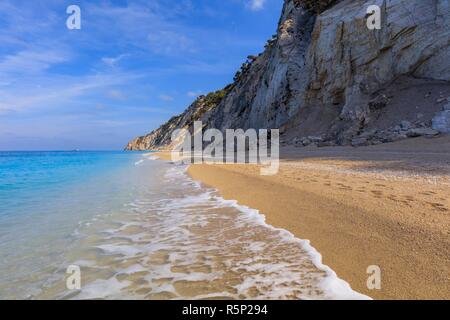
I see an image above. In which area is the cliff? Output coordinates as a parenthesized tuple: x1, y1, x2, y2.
(126, 0, 450, 151)
(125, 86, 233, 151)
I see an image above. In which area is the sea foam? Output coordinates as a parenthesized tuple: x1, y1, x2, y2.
(44, 159, 370, 300)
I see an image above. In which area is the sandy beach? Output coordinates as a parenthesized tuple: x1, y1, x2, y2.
(159, 136, 450, 300)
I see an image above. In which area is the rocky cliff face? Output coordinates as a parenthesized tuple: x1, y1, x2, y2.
(125, 86, 233, 150)
(126, 0, 450, 151)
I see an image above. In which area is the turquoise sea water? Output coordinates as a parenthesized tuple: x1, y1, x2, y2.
(0, 151, 367, 300)
(0, 151, 146, 298)
(0, 151, 140, 217)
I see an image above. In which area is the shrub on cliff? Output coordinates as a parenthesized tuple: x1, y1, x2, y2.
(295, 0, 339, 13)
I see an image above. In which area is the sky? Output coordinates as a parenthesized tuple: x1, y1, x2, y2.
(0, 0, 283, 150)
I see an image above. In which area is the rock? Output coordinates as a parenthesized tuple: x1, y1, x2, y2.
(306, 0, 450, 122)
(359, 130, 377, 139)
(382, 133, 407, 143)
(125, 86, 233, 150)
(371, 140, 383, 145)
(406, 128, 440, 138)
(300, 137, 312, 146)
(432, 110, 450, 134)
(317, 141, 337, 147)
(400, 121, 412, 130)
(351, 137, 368, 147)
(126, 0, 450, 150)
(368, 94, 390, 111)
(307, 136, 323, 143)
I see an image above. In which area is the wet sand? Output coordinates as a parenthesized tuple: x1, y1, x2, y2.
(37, 155, 367, 300)
(183, 136, 450, 300)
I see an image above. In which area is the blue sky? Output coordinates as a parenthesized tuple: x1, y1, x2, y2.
(0, 0, 283, 150)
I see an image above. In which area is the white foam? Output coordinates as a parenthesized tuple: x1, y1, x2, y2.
(164, 164, 371, 300)
(58, 161, 371, 300)
(214, 193, 370, 300)
(144, 154, 160, 160)
(96, 244, 143, 257)
(73, 277, 132, 300)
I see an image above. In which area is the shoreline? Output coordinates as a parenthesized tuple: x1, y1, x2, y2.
(156, 136, 450, 300)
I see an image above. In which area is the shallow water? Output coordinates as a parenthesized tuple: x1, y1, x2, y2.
(0, 151, 367, 299)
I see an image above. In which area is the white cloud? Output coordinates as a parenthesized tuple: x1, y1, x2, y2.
(87, 2, 197, 57)
(147, 30, 195, 55)
(146, 107, 173, 114)
(92, 119, 132, 127)
(187, 90, 203, 98)
(0, 49, 69, 75)
(107, 89, 126, 100)
(0, 73, 140, 114)
(171, 60, 234, 75)
(159, 94, 174, 102)
(101, 54, 128, 67)
(248, 0, 266, 11)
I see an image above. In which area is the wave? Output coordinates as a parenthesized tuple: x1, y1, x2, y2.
(144, 153, 160, 161)
(48, 160, 370, 300)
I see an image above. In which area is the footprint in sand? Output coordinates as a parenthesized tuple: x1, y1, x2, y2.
(371, 190, 383, 198)
(337, 183, 352, 190)
(428, 202, 448, 212)
(388, 195, 399, 202)
(420, 191, 437, 196)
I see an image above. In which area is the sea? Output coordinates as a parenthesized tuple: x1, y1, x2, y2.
(0, 151, 368, 299)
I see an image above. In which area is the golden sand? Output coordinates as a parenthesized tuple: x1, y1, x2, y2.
(181, 137, 450, 300)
